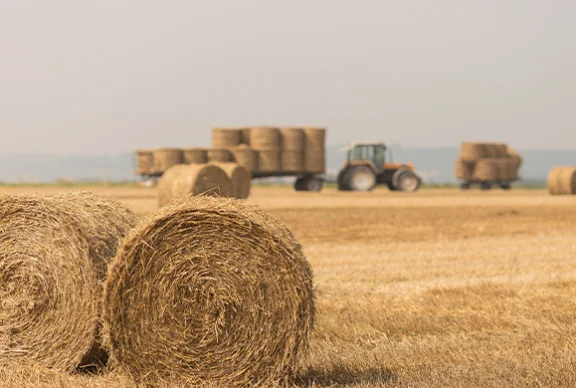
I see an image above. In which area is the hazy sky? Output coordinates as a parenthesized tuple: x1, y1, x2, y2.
(1, 1, 574, 155)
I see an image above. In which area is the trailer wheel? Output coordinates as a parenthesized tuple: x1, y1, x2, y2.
(500, 182, 511, 190)
(480, 182, 492, 190)
(460, 182, 471, 190)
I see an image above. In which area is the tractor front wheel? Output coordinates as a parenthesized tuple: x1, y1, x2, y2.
(394, 170, 421, 192)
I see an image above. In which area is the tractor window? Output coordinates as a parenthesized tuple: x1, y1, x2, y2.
(350, 146, 373, 161)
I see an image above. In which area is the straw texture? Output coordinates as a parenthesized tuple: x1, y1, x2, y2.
(103, 196, 315, 386)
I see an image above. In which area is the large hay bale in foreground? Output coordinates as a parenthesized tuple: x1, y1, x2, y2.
(153, 148, 183, 173)
(157, 164, 232, 207)
(212, 163, 252, 199)
(212, 128, 241, 148)
(103, 197, 315, 386)
(547, 167, 576, 195)
(0, 193, 136, 372)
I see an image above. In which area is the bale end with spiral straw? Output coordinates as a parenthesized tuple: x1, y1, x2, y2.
(103, 196, 315, 386)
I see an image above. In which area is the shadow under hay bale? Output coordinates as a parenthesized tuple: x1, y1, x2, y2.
(157, 164, 232, 207)
(0, 192, 136, 372)
(103, 196, 315, 387)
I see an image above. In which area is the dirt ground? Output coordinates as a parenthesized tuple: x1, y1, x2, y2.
(2, 186, 576, 387)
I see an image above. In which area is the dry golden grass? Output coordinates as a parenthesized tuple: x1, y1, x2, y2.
(1, 187, 576, 387)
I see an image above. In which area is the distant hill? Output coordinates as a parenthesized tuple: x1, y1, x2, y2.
(0, 147, 574, 184)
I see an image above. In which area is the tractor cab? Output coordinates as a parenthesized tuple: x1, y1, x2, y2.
(345, 142, 388, 174)
(338, 141, 421, 192)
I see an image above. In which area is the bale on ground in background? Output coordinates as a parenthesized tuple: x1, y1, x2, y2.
(547, 167, 576, 195)
(135, 149, 154, 175)
(454, 159, 475, 180)
(279, 127, 305, 151)
(153, 148, 183, 173)
(249, 127, 281, 149)
(229, 145, 258, 172)
(0, 192, 136, 372)
(207, 148, 232, 163)
(103, 196, 314, 386)
(157, 164, 232, 207)
(182, 148, 208, 165)
(212, 163, 252, 199)
(212, 128, 241, 148)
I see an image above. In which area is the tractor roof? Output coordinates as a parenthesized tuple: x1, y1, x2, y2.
(341, 141, 388, 151)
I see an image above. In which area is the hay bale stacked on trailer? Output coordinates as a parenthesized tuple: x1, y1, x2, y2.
(205, 125, 327, 191)
(455, 142, 522, 190)
(134, 149, 154, 176)
(182, 148, 208, 164)
(547, 167, 576, 195)
(280, 127, 305, 173)
(249, 126, 282, 173)
(153, 148, 184, 174)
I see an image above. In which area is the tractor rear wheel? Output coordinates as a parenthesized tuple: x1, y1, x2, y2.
(394, 170, 420, 192)
(295, 177, 323, 192)
(347, 166, 376, 191)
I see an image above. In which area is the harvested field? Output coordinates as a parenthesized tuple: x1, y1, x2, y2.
(1, 186, 576, 387)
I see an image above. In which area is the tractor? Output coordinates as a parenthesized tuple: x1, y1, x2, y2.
(337, 142, 422, 192)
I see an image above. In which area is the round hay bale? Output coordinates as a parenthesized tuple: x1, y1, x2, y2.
(182, 148, 207, 165)
(492, 143, 508, 158)
(0, 192, 136, 372)
(303, 127, 326, 173)
(460, 142, 488, 163)
(207, 148, 232, 163)
(240, 127, 251, 146)
(153, 148, 183, 174)
(303, 127, 326, 148)
(256, 150, 281, 173)
(473, 158, 501, 181)
(281, 151, 305, 173)
(249, 127, 281, 150)
(135, 149, 154, 175)
(157, 164, 232, 207)
(547, 167, 576, 195)
(212, 163, 252, 199)
(279, 128, 305, 151)
(304, 149, 325, 174)
(103, 196, 315, 386)
(212, 128, 241, 148)
(230, 145, 258, 172)
(506, 146, 524, 168)
(454, 158, 475, 180)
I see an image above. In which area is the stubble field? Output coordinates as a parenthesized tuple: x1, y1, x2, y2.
(2, 186, 576, 387)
